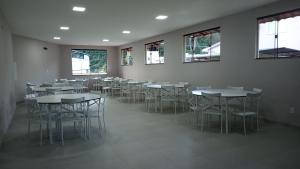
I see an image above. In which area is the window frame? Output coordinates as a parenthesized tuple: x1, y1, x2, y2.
(183, 27, 221, 63)
(144, 40, 165, 65)
(256, 8, 300, 60)
(121, 47, 133, 66)
(71, 49, 108, 76)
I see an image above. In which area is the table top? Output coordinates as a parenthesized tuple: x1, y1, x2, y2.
(36, 93, 101, 104)
(32, 86, 87, 92)
(128, 81, 145, 84)
(146, 84, 186, 89)
(103, 79, 113, 82)
(192, 89, 256, 97)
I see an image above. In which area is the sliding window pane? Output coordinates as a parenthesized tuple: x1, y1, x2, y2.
(145, 41, 164, 65)
(184, 27, 221, 63)
(258, 20, 277, 58)
(71, 49, 107, 75)
(277, 16, 300, 57)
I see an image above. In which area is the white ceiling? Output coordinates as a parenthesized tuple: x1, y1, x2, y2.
(0, 0, 278, 46)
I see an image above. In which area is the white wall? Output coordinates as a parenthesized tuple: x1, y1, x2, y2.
(0, 11, 16, 144)
(59, 45, 119, 79)
(118, 0, 300, 126)
(13, 35, 61, 102)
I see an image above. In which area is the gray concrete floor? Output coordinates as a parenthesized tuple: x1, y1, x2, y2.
(1, 97, 300, 169)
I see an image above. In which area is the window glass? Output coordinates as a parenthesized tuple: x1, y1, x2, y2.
(71, 49, 107, 75)
(184, 27, 221, 63)
(145, 41, 165, 64)
(257, 9, 300, 58)
(121, 47, 133, 66)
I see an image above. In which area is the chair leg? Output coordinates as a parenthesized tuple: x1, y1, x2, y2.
(98, 116, 102, 136)
(61, 121, 64, 145)
(243, 116, 247, 136)
(201, 111, 204, 132)
(102, 110, 106, 131)
(256, 114, 259, 131)
(174, 102, 177, 115)
(220, 115, 223, 134)
(39, 124, 43, 146)
(28, 119, 31, 137)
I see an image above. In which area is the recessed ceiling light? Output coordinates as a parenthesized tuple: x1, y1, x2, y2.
(122, 30, 131, 34)
(60, 26, 70, 30)
(102, 39, 110, 42)
(155, 15, 168, 20)
(72, 6, 86, 12)
(53, 37, 61, 40)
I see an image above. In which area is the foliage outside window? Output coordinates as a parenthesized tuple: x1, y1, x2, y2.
(121, 47, 133, 66)
(145, 40, 165, 64)
(257, 9, 300, 59)
(71, 49, 107, 75)
(184, 27, 221, 63)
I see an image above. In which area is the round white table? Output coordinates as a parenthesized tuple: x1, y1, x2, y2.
(146, 84, 186, 89)
(36, 93, 101, 104)
(192, 89, 257, 134)
(32, 86, 87, 92)
(36, 93, 101, 144)
(145, 84, 187, 112)
(192, 89, 255, 97)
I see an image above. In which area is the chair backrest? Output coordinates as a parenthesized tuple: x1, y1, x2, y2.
(25, 94, 39, 117)
(244, 91, 262, 112)
(161, 85, 176, 98)
(228, 86, 244, 90)
(202, 92, 222, 106)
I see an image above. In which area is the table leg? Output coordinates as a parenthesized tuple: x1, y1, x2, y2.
(47, 104, 53, 144)
(155, 90, 157, 112)
(225, 98, 228, 134)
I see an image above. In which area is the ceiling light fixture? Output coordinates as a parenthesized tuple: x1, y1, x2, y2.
(122, 30, 131, 34)
(102, 39, 110, 42)
(60, 26, 70, 30)
(72, 6, 86, 12)
(53, 37, 61, 40)
(155, 15, 168, 20)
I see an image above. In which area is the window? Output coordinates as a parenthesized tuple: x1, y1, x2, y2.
(257, 9, 300, 59)
(71, 49, 107, 75)
(121, 47, 133, 66)
(184, 27, 221, 63)
(145, 40, 164, 64)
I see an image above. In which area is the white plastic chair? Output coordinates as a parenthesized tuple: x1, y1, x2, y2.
(200, 92, 224, 133)
(232, 89, 262, 135)
(59, 97, 86, 145)
(144, 87, 156, 112)
(88, 91, 107, 135)
(160, 85, 177, 115)
(25, 94, 48, 145)
(187, 86, 212, 127)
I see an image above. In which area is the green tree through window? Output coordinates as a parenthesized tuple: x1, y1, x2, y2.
(184, 27, 221, 63)
(71, 49, 107, 75)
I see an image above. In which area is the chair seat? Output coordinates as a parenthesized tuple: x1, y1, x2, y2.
(233, 112, 256, 116)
